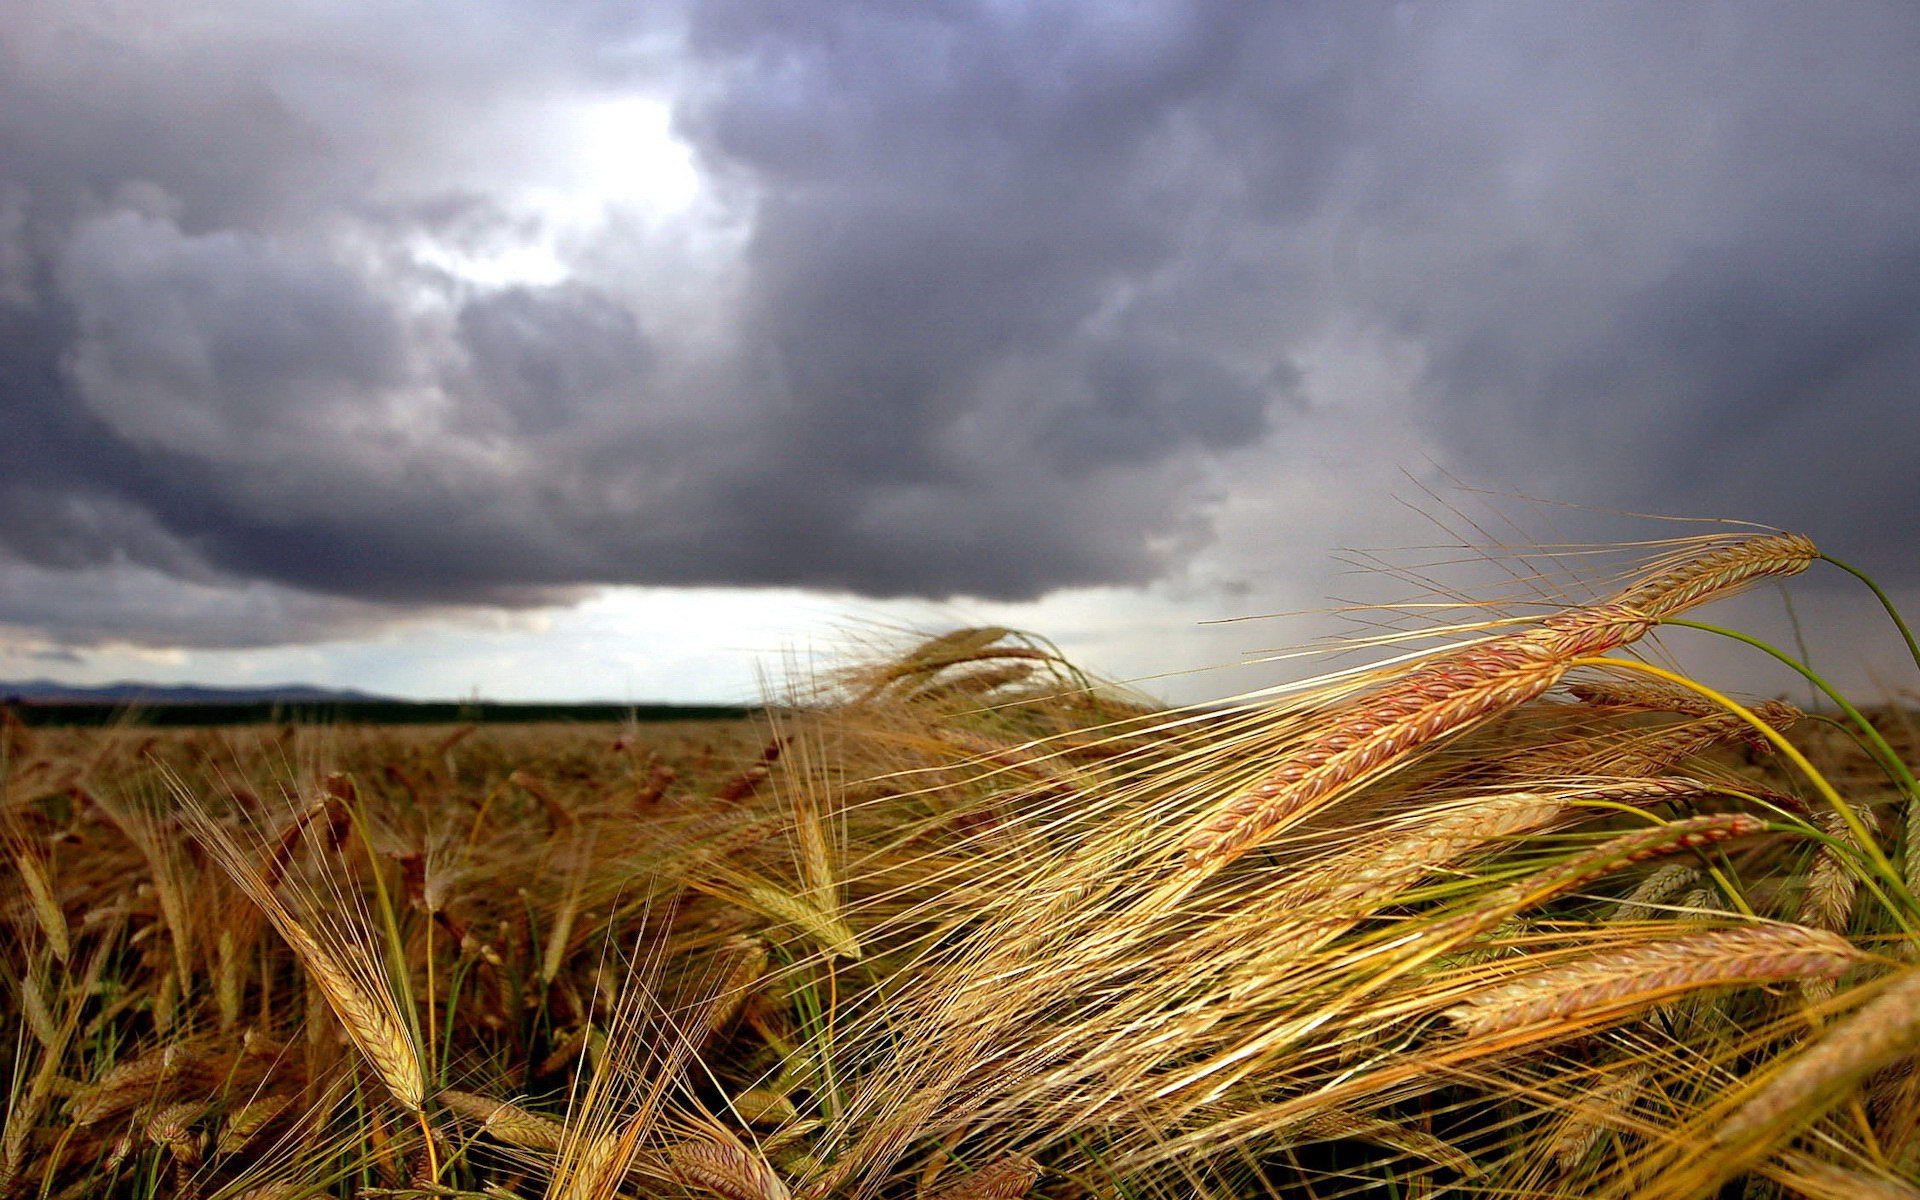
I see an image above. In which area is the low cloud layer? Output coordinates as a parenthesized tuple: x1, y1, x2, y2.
(3, 3, 1916, 651)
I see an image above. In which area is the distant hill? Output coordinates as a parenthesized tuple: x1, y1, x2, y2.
(0, 680, 389, 705)
(0, 681, 755, 727)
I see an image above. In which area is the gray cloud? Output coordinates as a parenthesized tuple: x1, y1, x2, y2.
(1, 2, 1916, 651)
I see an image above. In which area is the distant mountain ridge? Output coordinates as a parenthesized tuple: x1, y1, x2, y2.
(2, 680, 390, 705)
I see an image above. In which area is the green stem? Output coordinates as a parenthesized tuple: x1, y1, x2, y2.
(1569, 657, 1917, 925)
(1661, 617, 1919, 801)
(1823, 553, 1920, 675)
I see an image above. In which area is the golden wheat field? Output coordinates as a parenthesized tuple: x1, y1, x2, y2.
(7, 531, 1920, 1199)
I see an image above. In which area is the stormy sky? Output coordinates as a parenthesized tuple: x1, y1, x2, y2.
(3, 2, 1917, 702)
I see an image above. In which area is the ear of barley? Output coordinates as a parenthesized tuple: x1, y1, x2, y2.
(180, 797, 427, 1114)
(1570, 680, 1725, 717)
(1178, 618, 1617, 874)
(1610, 862, 1701, 923)
(697, 935, 771, 1037)
(217, 927, 244, 1031)
(921, 1152, 1043, 1200)
(1690, 967, 1920, 1190)
(15, 852, 68, 962)
(1614, 532, 1819, 620)
(1177, 534, 1814, 877)
(280, 919, 424, 1112)
(553, 1131, 624, 1200)
(737, 882, 862, 960)
(217, 1092, 294, 1156)
(68, 1043, 195, 1126)
(1443, 924, 1863, 1039)
(1799, 810, 1865, 934)
(1582, 703, 1802, 776)
(733, 1087, 799, 1126)
(143, 1101, 204, 1164)
(667, 1137, 793, 1200)
(439, 1089, 568, 1152)
(19, 975, 58, 1050)
(1771, 1152, 1920, 1200)
(1548, 1066, 1649, 1172)
(1290, 1112, 1475, 1177)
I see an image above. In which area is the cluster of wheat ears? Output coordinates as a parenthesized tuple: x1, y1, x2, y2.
(5, 526, 1920, 1199)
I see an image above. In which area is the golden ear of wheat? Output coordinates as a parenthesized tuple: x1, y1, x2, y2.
(1687, 967, 1920, 1191)
(920, 1152, 1043, 1200)
(1547, 1066, 1649, 1173)
(1177, 533, 1815, 876)
(667, 1137, 793, 1200)
(438, 1089, 568, 1152)
(1771, 1152, 1920, 1200)
(15, 852, 69, 963)
(1442, 925, 1863, 1038)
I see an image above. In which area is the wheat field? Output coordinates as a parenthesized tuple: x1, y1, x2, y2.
(5, 530, 1920, 1199)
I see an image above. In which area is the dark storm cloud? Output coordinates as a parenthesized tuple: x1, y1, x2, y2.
(1, 2, 1916, 649)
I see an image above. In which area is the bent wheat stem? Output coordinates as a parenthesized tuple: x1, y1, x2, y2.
(1570, 656, 1913, 922)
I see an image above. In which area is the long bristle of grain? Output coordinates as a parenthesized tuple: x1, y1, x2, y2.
(1443, 924, 1863, 1039)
